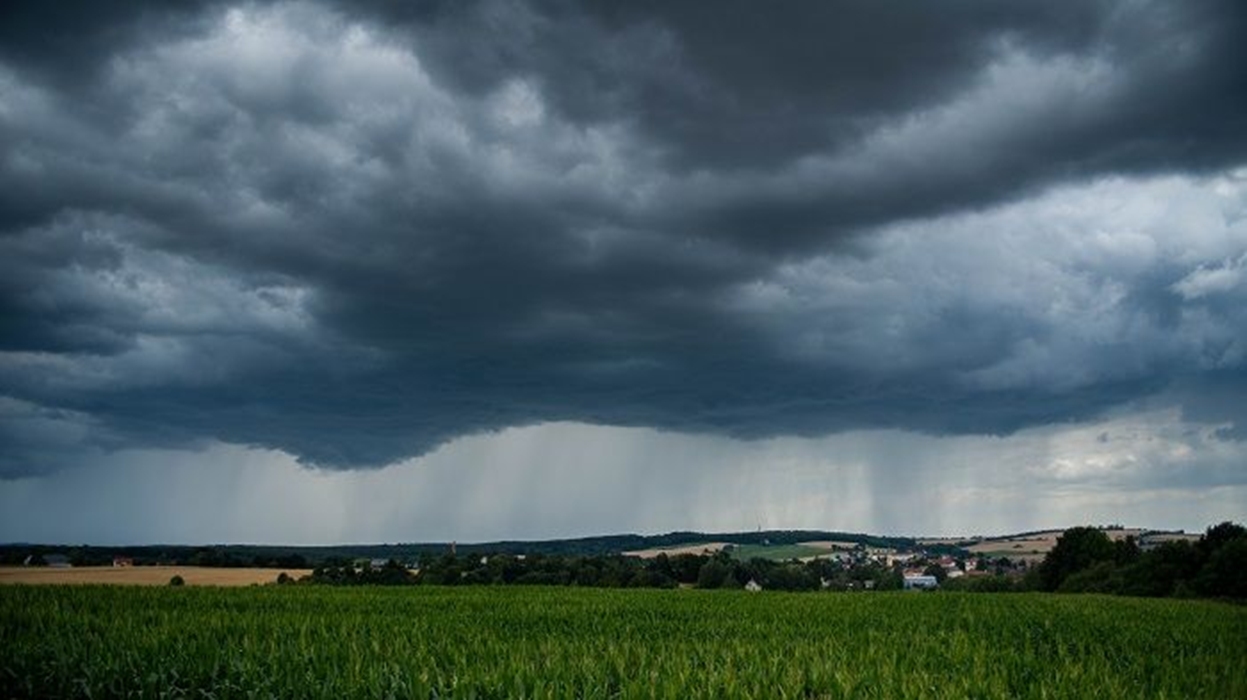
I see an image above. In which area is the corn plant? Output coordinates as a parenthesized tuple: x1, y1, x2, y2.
(1, 586, 1244, 699)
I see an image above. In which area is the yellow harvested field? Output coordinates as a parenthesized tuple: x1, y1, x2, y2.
(963, 528, 1152, 560)
(0, 566, 311, 587)
(966, 536, 1056, 554)
(1144, 532, 1201, 545)
(624, 542, 727, 558)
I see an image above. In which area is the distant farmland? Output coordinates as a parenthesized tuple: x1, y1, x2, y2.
(2, 586, 1243, 698)
(0, 566, 309, 587)
(625, 539, 855, 561)
(726, 542, 831, 561)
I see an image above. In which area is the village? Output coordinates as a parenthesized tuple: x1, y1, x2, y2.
(2, 526, 1208, 594)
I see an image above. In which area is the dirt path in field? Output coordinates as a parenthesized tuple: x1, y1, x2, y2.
(0, 566, 311, 586)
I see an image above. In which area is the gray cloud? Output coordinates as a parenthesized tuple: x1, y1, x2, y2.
(1, 0, 1246, 477)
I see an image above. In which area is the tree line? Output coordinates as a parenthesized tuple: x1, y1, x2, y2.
(302, 551, 912, 592)
(299, 521, 1247, 600)
(1030, 522, 1246, 598)
(0, 530, 920, 567)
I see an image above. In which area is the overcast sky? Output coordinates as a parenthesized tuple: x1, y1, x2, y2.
(2, 0, 1245, 544)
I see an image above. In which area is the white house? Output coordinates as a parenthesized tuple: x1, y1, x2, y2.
(744, 579, 763, 592)
(903, 574, 939, 590)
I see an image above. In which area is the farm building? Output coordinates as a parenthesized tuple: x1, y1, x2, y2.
(903, 575, 939, 590)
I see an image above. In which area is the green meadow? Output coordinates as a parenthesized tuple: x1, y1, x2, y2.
(724, 543, 829, 561)
(2, 586, 1244, 699)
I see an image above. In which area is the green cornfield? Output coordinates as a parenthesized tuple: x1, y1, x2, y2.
(2, 586, 1244, 699)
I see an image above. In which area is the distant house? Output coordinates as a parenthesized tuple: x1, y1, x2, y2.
(744, 579, 763, 592)
(903, 575, 939, 591)
(113, 557, 134, 567)
(887, 553, 916, 567)
(369, 558, 389, 571)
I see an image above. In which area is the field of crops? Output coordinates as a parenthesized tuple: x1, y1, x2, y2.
(2, 586, 1244, 699)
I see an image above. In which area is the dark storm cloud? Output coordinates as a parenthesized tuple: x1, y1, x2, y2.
(352, 1, 1109, 165)
(1, 0, 1245, 476)
(345, 0, 1247, 249)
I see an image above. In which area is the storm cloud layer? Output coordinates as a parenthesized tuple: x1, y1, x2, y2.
(2, 0, 1247, 477)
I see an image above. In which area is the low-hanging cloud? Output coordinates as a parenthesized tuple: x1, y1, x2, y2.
(1, 0, 1246, 477)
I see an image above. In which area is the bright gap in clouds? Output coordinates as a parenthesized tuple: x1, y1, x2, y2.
(2, 406, 1242, 545)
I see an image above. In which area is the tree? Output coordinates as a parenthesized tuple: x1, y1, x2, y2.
(1120, 540, 1201, 597)
(1197, 522, 1247, 560)
(766, 564, 819, 592)
(169, 575, 185, 586)
(1194, 531, 1247, 598)
(1037, 527, 1115, 591)
(875, 569, 903, 591)
(1058, 561, 1123, 594)
(669, 554, 706, 584)
(1113, 536, 1140, 565)
(696, 559, 732, 589)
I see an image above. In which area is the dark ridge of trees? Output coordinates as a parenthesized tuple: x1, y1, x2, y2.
(298, 549, 927, 593)
(0, 530, 918, 568)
